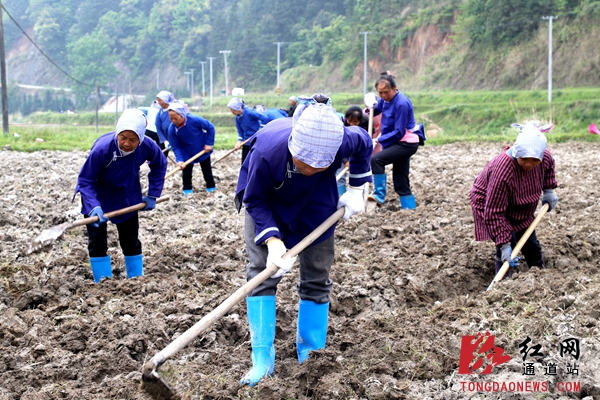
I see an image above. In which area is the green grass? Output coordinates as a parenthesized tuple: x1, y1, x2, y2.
(0, 125, 238, 152)
(4, 88, 600, 151)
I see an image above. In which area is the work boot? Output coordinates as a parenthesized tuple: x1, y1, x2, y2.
(297, 299, 329, 363)
(367, 174, 386, 205)
(206, 187, 217, 193)
(124, 254, 143, 279)
(400, 194, 416, 210)
(183, 189, 193, 196)
(89, 255, 112, 283)
(240, 296, 276, 386)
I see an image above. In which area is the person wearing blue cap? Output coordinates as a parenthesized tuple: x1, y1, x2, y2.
(73, 109, 167, 283)
(235, 94, 373, 386)
(167, 101, 216, 195)
(227, 97, 272, 164)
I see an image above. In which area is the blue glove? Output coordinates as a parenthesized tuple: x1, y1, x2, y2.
(142, 196, 157, 211)
(500, 243, 519, 268)
(89, 206, 108, 228)
(542, 189, 558, 212)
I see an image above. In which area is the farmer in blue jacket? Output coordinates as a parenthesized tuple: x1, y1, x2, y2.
(227, 97, 272, 164)
(235, 94, 373, 386)
(167, 101, 216, 195)
(73, 109, 167, 283)
(255, 105, 288, 125)
(366, 74, 424, 209)
(154, 90, 176, 153)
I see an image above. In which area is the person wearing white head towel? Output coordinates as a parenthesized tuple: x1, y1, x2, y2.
(154, 90, 177, 153)
(227, 97, 272, 164)
(234, 94, 373, 386)
(469, 121, 558, 279)
(73, 109, 167, 283)
(167, 101, 216, 195)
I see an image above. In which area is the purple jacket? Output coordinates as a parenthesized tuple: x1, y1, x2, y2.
(235, 118, 373, 248)
(73, 132, 167, 224)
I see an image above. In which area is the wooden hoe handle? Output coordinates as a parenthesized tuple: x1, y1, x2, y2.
(487, 203, 549, 291)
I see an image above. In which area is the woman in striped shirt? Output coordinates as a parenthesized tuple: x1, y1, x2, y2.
(469, 121, 558, 278)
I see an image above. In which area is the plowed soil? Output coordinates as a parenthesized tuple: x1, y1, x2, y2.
(1, 142, 599, 400)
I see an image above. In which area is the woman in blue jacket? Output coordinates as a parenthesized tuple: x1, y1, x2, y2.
(227, 98, 271, 164)
(167, 101, 216, 195)
(235, 95, 373, 386)
(154, 90, 176, 153)
(367, 74, 424, 209)
(73, 109, 167, 283)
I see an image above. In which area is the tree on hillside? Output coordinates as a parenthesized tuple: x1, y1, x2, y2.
(32, 5, 73, 67)
(68, 32, 118, 108)
(461, 0, 555, 47)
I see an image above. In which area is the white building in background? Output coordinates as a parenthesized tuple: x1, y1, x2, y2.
(99, 94, 146, 113)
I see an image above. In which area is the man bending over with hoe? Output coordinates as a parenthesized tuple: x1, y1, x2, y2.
(235, 94, 373, 386)
(73, 109, 167, 283)
(469, 121, 558, 279)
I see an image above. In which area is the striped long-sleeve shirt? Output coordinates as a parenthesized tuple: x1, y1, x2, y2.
(469, 148, 557, 246)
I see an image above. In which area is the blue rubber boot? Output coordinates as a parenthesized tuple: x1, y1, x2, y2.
(240, 296, 276, 386)
(367, 174, 386, 205)
(124, 254, 143, 279)
(90, 255, 112, 283)
(183, 189, 193, 196)
(337, 184, 346, 196)
(206, 187, 216, 193)
(297, 299, 329, 364)
(400, 194, 416, 209)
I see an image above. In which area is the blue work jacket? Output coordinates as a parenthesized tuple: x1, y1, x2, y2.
(73, 133, 167, 224)
(235, 118, 373, 249)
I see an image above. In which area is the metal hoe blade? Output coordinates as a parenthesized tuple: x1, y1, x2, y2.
(26, 222, 72, 255)
(141, 369, 180, 400)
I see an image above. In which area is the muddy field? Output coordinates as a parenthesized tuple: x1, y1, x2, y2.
(1, 141, 599, 400)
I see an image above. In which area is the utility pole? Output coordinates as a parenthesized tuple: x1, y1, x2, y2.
(360, 31, 371, 95)
(95, 84, 99, 134)
(0, 0, 9, 133)
(156, 68, 159, 91)
(219, 50, 231, 96)
(542, 16, 557, 103)
(190, 68, 195, 106)
(115, 81, 118, 125)
(199, 61, 206, 98)
(208, 57, 215, 106)
(184, 71, 191, 93)
(274, 42, 284, 95)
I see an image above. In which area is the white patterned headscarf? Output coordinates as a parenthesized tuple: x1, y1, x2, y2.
(227, 97, 244, 111)
(156, 91, 175, 104)
(288, 99, 343, 168)
(511, 121, 552, 160)
(115, 109, 147, 143)
(168, 101, 188, 118)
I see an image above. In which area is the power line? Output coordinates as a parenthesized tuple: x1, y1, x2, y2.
(1, 4, 92, 87)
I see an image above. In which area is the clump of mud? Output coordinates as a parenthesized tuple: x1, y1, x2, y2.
(1, 142, 599, 399)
